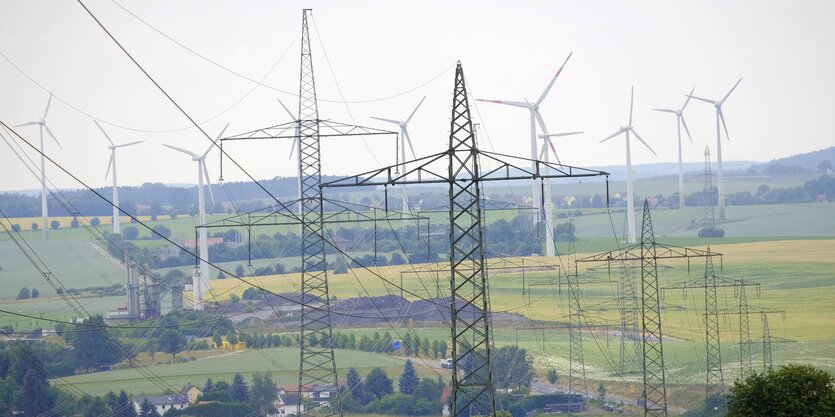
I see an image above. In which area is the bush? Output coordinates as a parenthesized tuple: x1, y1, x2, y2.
(11, 224, 21, 232)
(152, 225, 172, 239)
(122, 226, 139, 240)
(698, 226, 725, 238)
(70, 218, 79, 228)
(50, 220, 60, 230)
(31, 288, 39, 298)
(16, 287, 30, 300)
(242, 287, 264, 300)
(31, 222, 38, 231)
(90, 217, 101, 227)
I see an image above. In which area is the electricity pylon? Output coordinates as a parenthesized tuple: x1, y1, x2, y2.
(566, 230, 587, 398)
(323, 62, 608, 417)
(577, 200, 722, 417)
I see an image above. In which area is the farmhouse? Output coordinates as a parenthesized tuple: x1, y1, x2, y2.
(132, 394, 189, 415)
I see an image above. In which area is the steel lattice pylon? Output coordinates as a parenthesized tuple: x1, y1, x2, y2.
(703, 251, 725, 402)
(703, 146, 716, 227)
(638, 200, 668, 417)
(567, 236, 587, 398)
(322, 62, 608, 417)
(618, 260, 642, 374)
(736, 281, 752, 381)
(297, 9, 340, 417)
(761, 312, 772, 373)
(447, 62, 496, 417)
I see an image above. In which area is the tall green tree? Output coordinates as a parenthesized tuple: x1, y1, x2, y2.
(69, 315, 121, 372)
(365, 367, 393, 400)
(22, 369, 53, 417)
(491, 345, 533, 391)
(231, 373, 250, 403)
(159, 329, 186, 358)
(117, 390, 137, 417)
(84, 396, 109, 417)
(346, 368, 368, 404)
(727, 365, 835, 417)
(399, 359, 419, 394)
(250, 372, 277, 416)
(139, 398, 160, 417)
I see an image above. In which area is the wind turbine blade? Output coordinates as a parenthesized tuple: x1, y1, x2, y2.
(275, 97, 296, 120)
(721, 77, 742, 104)
(544, 137, 561, 165)
(680, 116, 693, 143)
(14, 122, 39, 127)
(682, 87, 695, 110)
(43, 124, 62, 149)
(475, 99, 529, 108)
(162, 144, 196, 156)
(630, 129, 657, 156)
(718, 108, 731, 141)
(403, 129, 417, 159)
(94, 120, 114, 146)
(114, 140, 144, 148)
(688, 95, 715, 105)
(629, 86, 634, 126)
(203, 162, 216, 207)
(600, 129, 625, 143)
(540, 131, 583, 138)
(533, 110, 550, 138)
(537, 51, 573, 105)
(653, 108, 676, 114)
(42, 92, 53, 120)
(288, 124, 300, 160)
(202, 122, 230, 157)
(406, 96, 426, 123)
(105, 153, 114, 179)
(370, 116, 401, 125)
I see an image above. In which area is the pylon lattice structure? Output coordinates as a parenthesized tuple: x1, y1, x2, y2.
(736, 281, 752, 381)
(567, 233, 587, 398)
(761, 312, 771, 372)
(577, 200, 723, 417)
(294, 11, 342, 417)
(323, 62, 608, 417)
(638, 201, 666, 417)
(661, 248, 744, 408)
(616, 253, 642, 374)
(703, 146, 716, 227)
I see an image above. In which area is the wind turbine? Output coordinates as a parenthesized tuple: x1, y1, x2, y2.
(15, 92, 60, 240)
(163, 123, 229, 311)
(476, 52, 573, 257)
(95, 121, 143, 235)
(371, 96, 426, 214)
(688, 78, 742, 221)
(601, 87, 656, 244)
(654, 87, 695, 209)
(276, 97, 303, 218)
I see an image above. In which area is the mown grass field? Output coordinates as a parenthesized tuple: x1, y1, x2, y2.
(61, 347, 414, 396)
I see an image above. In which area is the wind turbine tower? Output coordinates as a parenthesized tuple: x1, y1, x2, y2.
(653, 88, 694, 209)
(477, 52, 575, 256)
(95, 121, 143, 234)
(163, 123, 228, 311)
(601, 87, 656, 244)
(688, 78, 742, 220)
(371, 96, 425, 213)
(15, 93, 60, 240)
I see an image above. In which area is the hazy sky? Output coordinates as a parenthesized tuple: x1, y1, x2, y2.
(1, 0, 834, 191)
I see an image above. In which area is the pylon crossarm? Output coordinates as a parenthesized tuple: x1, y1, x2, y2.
(576, 243, 720, 263)
(322, 149, 608, 189)
(221, 119, 397, 141)
(199, 197, 428, 229)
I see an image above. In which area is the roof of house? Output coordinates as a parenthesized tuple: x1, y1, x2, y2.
(278, 392, 301, 406)
(133, 394, 189, 406)
(182, 383, 202, 393)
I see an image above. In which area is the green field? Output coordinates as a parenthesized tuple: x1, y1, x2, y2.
(61, 347, 412, 396)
